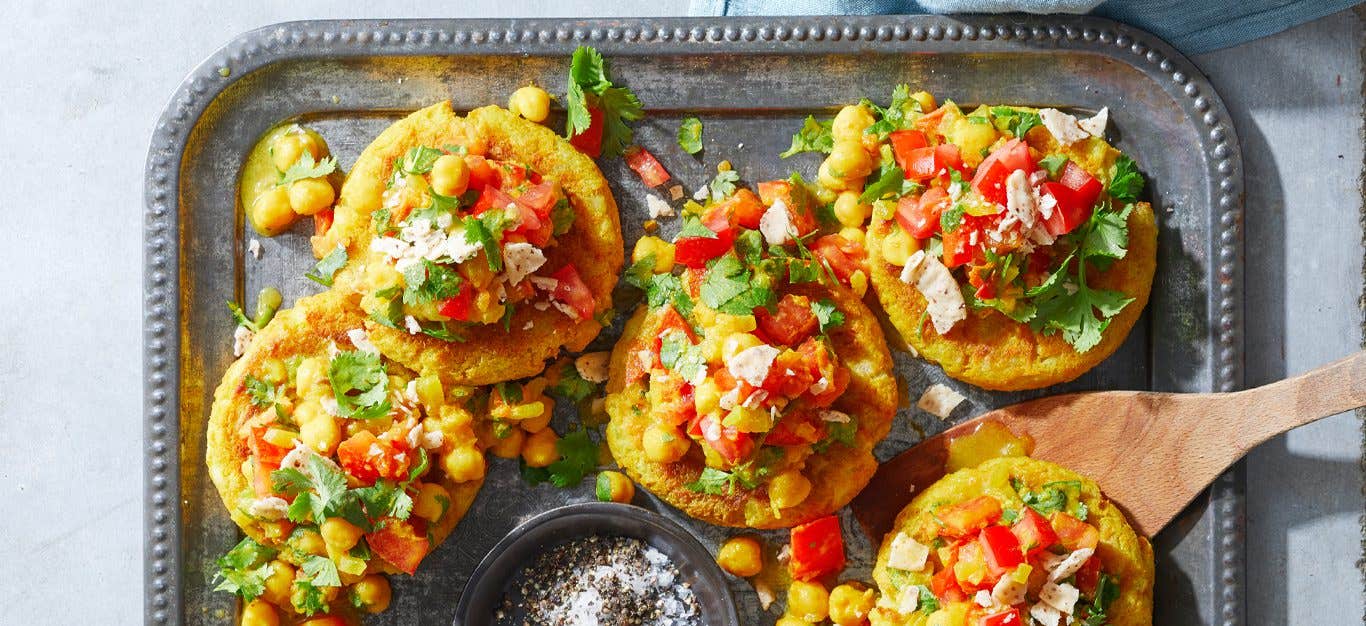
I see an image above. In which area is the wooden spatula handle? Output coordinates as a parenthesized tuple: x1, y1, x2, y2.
(1224, 351, 1366, 454)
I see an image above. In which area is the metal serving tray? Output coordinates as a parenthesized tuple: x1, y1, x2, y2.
(144, 16, 1244, 626)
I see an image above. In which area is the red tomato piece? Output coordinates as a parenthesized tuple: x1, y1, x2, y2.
(764, 411, 826, 446)
(939, 222, 975, 269)
(936, 496, 1004, 538)
(366, 518, 431, 575)
(755, 294, 818, 346)
(247, 427, 289, 497)
(980, 608, 1024, 626)
(759, 349, 814, 398)
(789, 515, 846, 582)
(972, 139, 1035, 207)
(650, 369, 697, 426)
(980, 526, 1025, 577)
(337, 431, 411, 486)
(471, 186, 516, 216)
(1010, 508, 1059, 556)
(624, 146, 671, 187)
(1058, 161, 1103, 209)
(674, 210, 737, 268)
(915, 104, 953, 133)
(549, 264, 596, 321)
(756, 180, 818, 237)
(810, 234, 866, 282)
(314, 209, 334, 237)
(694, 413, 754, 464)
(896, 187, 951, 239)
(569, 106, 604, 158)
(514, 181, 560, 219)
(1039, 182, 1092, 236)
(437, 283, 474, 322)
(905, 144, 964, 181)
(1074, 553, 1103, 595)
(492, 160, 527, 189)
(889, 129, 929, 172)
(1050, 512, 1100, 551)
(464, 155, 498, 191)
(932, 566, 967, 603)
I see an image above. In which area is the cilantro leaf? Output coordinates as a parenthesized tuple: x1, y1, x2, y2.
(677, 116, 703, 155)
(1032, 284, 1134, 353)
(211, 537, 277, 600)
(564, 46, 644, 158)
(685, 467, 743, 495)
(863, 84, 921, 137)
(279, 152, 338, 185)
(646, 273, 694, 319)
(813, 417, 858, 453)
(291, 580, 329, 616)
(1081, 207, 1130, 262)
(780, 115, 834, 158)
(300, 555, 342, 588)
(812, 299, 845, 333)
(1038, 154, 1069, 178)
(550, 360, 597, 403)
(305, 244, 348, 287)
(708, 169, 740, 203)
(354, 480, 413, 522)
(916, 585, 939, 615)
(659, 331, 707, 383)
(547, 428, 599, 488)
(623, 254, 657, 290)
(327, 350, 391, 420)
(860, 165, 906, 203)
(1108, 155, 1145, 201)
(397, 146, 444, 176)
(990, 106, 1042, 139)
(244, 374, 282, 408)
(940, 203, 966, 233)
(402, 259, 464, 306)
(678, 214, 718, 239)
(700, 254, 775, 315)
(462, 212, 507, 272)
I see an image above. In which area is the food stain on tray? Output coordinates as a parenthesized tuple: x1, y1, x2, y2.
(495, 535, 702, 626)
(945, 419, 1035, 472)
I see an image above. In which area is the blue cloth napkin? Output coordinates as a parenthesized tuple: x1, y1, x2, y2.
(689, 0, 1361, 54)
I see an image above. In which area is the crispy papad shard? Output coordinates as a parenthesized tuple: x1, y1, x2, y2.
(604, 282, 897, 529)
(205, 290, 481, 573)
(336, 103, 622, 385)
(872, 457, 1154, 625)
(867, 201, 1156, 391)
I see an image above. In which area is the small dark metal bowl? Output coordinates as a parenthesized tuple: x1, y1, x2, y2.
(453, 501, 739, 626)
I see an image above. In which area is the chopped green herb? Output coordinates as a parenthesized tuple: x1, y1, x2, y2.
(397, 146, 444, 176)
(327, 350, 391, 420)
(860, 165, 906, 203)
(780, 115, 834, 158)
(678, 214, 719, 239)
(700, 254, 775, 315)
(211, 537, 277, 600)
(811, 298, 845, 334)
(677, 116, 704, 155)
(305, 245, 348, 287)
(1039, 154, 1069, 177)
(990, 106, 1042, 139)
(565, 46, 645, 158)
(280, 152, 338, 185)
(708, 169, 740, 203)
(402, 259, 463, 306)
(1108, 155, 1145, 201)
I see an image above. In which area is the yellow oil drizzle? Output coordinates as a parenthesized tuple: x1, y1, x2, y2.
(944, 421, 1034, 472)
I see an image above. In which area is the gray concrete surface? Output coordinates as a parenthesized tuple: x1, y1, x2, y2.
(0, 2, 1359, 624)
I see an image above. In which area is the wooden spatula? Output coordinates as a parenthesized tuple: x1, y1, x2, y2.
(851, 351, 1366, 540)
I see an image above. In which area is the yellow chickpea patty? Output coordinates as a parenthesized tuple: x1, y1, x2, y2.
(206, 290, 486, 576)
(320, 101, 623, 385)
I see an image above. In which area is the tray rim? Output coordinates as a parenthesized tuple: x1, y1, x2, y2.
(143, 14, 1245, 626)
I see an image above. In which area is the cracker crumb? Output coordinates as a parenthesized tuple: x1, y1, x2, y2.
(917, 383, 966, 419)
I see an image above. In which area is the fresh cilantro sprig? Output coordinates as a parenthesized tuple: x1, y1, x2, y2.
(659, 330, 707, 383)
(811, 299, 845, 334)
(327, 350, 391, 420)
(860, 165, 906, 203)
(686, 467, 751, 495)
(397, 146, 444, 176)
(1026, 202, 1136, 352)
(1108, 155, 1145, 201)
(565, 46, 644, 158)
(708, 169, 740, 203)
(402, 259, 463, 306)
(279, 152, 338, 185)
(520, 428, 600, 488)
(646, 273, 695, 319)
(990, 106, 1042, 139)
(780, 116, 834, 158)
(863, 84, 921, 137)
(211, 537, 277, 600)
(306, 245, 349, 287)
(677, 116, 703, 155)
(700, 254, 776, 315)
(1013, 478, 1088, 520)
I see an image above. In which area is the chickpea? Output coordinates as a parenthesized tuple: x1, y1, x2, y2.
(347, 573, 392, 613)
(261, 560, 295, 606)
(489, 426, 526, 458)
(291, 529, 327, 557)
(285, 178, 336, 216)
(295, 357, 328, 398)
(910, 90, 937, 112)
(521, 428, 560, 468)
(833, 191, 872, 227)
(817, 161, 862, 192)
(508, 85, 552, 123)
(715, 535, 764, 578)
(838, 227, 866, 247)
(825, 139, 875, 180)
(430, 154, 471, 197)
(828, 583, 876, 626)
(291, 582, 338, 614)
(319, 517, 363, 552)
(520, 403, 553, 433)
(250, 187, 297, 235)
(769, 470, 812, 510)
(832, 104, 876, 142)
(776, 616, 812, 626)
(880, 226, 920, 267)
(643, 425, 690, 463)
(413, 482, 452, 522)
(632, 236, 676, 273)
(595, 470, 635, 503)
(693, 378, 722, 417)
(439, 403, 474, 430)
(239, 599, 279, 626)
(443, 445, 488, 482)
(271, 133, 321, 172)
(300, 415, 340, 456)
(787, 580, 830, 623)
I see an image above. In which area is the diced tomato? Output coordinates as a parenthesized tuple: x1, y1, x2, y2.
(705, 188, 766, 230)
(755, 294, 818, 346)
(797, 337, 848, 407)
(756, 180, 818, 237)
(939, 222, 975, 268)
(1074, 553, 1102, 595)
(896, 187, 950, 239)
(810, 234, 866, 282)
(569, 106, 604, 158)
(1050, 512, 1100, 551)
(904, 144, 964, 181)
(980, 526, 1025, 578)
(1010, 508, 1058, 556)
(514, 181, 560, 219)
(247, 427, 289, 497)
(337, 431, 411, 485)
(694, 413, 754, 464)
(1039, 183, 1089, 236)
(1059, 161, 1104, 208)
(914, 103, 953, 133)
(953, 541, 992, 590)
(760, 349, 814, 398)
(314, 209, 334, 236)
(251, 457, 280, 497)
(972, 139, 1035, 206)
(674, 213, 736, 268)
(967, 263, 996, 300)
(932, 566, 967, 603)
(789, 515, 846, 581)
(471, 185, 516, 216)
(437, 283, 474, 321)
(656, 304, 696, 342)
(937, 496, 1004, 537)
(889, 129, 929, 173)
(650, 369, 697, 426)
(492, 161, 527, 189)
(980, 608, 1023, 626)
(624, 146, 671, 187)
(764, 411, 826, 446)
(465, 155, 498, 191)
(366, 518, 431, 575)
(549, 264, 595, 321)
